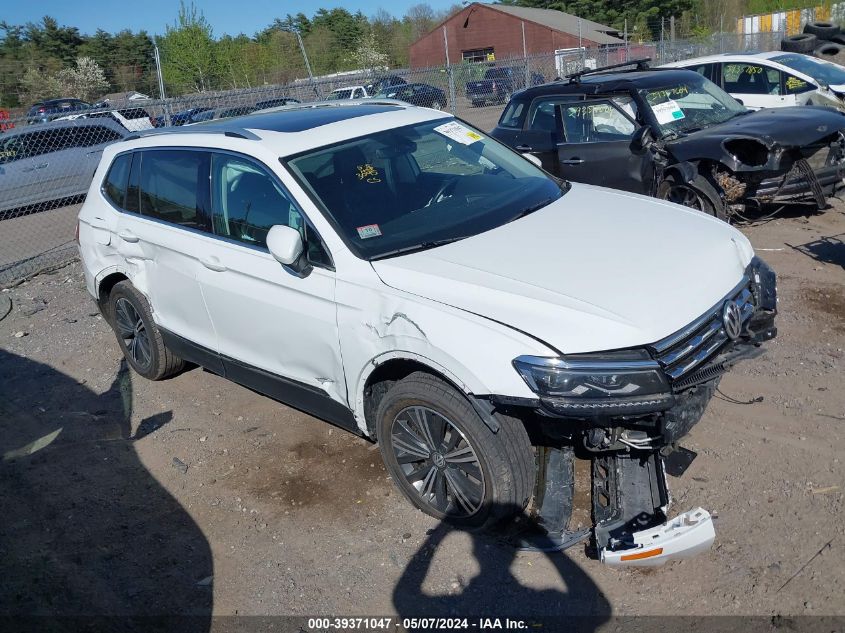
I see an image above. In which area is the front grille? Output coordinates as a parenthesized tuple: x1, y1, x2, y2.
(650, 279, 755, 384)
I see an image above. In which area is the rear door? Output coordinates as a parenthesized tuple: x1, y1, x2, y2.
(71, 124, 125, 194)
(513, 98, 563, 172)
(114, 149, 219, 357)
(555, 98, 647, 193)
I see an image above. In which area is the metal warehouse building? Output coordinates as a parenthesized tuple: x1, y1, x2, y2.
(409, 2, 624, 68)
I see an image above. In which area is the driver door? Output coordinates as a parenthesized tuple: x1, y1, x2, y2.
(555, 99, 648, 194)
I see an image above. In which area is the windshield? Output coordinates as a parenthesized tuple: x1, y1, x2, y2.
(771, 53, 845, 86)
(327, 89, 353, 100)
(286, 118, 564, 260)
(641, 75, 746, 136)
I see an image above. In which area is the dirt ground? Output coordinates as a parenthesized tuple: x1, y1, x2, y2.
(0, 197, 843, 627)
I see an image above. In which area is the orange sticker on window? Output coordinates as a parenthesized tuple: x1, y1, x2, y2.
(356, 163, 381, 183)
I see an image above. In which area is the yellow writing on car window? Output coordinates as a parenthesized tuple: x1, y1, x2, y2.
(647, 85, 690, 103)
(744, 65, 763, 74)
(0, 149, 16, 159)
(786, 76, 807, 91)
(356, 163, 381, 183)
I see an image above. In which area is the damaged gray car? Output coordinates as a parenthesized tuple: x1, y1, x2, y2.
(492, 61, 845, 220)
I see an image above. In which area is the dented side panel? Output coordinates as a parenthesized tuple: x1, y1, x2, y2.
(334, 270, 555, 435)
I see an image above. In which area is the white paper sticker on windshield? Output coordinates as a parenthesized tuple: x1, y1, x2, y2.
(652, 99, 685, 124)
(356, 224, 382, 239)
(434, 121, 484, 145)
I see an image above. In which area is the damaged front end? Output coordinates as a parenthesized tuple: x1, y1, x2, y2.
(493, 257, 777, 565)
(715, 131, 845, 213)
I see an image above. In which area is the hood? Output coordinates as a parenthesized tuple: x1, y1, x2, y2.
(371, 184, 752, 355)
(668, 106, 845, 162)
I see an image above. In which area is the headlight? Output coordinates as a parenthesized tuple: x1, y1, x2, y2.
(513, 352, 674, 416)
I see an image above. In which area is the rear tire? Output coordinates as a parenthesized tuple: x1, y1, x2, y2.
(376, 372, 534, 529)
(108, 281, 185, 380)
(657, 173, 727, 221)
(781, 33, 818, 53)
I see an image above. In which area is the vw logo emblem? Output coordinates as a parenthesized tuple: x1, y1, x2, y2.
(722, 300, 742, 341)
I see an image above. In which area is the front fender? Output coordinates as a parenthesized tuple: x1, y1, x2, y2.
(336, 278, 555, 436)
(664, 160, 699, 185)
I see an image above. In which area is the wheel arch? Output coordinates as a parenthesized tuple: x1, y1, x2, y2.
(356, 352, 488, 439)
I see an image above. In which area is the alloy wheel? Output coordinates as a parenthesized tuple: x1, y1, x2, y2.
(114, 297, 152, 370)
(390, 406, 485, 517)
(665, 183, 705, 210)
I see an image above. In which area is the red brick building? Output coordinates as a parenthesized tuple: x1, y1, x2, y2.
(409, 3, 623, 68)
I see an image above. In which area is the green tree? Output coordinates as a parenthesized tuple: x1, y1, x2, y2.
(160, 1, 218, 93)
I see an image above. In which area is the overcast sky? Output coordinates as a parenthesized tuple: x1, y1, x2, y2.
(4, 0, 461, 37)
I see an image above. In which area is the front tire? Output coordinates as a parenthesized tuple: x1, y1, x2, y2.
(657, 173, 726, 221)
(377, 372, 534, 529)
(108, 281, 185, 380)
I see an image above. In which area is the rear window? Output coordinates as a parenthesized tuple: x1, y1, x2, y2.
(138, 150, 209, 230)
(118, 108, 150, 119)
(103, 153, 132, 208)
(499, 100, 527, 129)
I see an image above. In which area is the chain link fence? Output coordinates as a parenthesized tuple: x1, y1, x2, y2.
(0, 29, 800, 287)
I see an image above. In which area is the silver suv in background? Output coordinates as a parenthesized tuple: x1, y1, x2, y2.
(0, 118, 128, 215)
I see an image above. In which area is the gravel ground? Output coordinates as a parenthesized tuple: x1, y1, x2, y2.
(0, 199, 843, 626)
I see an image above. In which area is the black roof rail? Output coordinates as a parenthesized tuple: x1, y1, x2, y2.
(567, 58, 652, 83)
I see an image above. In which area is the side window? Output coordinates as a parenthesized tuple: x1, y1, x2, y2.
(211, 154, 332, 265)
(0, 135, 25, 164)
(103, 153, 132, 209)
(24, 128, 75, 157)
(723, 63, 780, 95)
(125, 152, 140, 213)
(138, 150, 209, 230)
(561, 101, 635, 143)
(528, 100, 558, 132)
(211, 154, 303, 248)
(499, 100, 525, 129)
(688, 63, 715, 82)
(785, 73, 815, 94)
(75, 126, 122, 148)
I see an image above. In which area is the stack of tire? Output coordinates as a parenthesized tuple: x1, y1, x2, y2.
(781, 22, 845, 63)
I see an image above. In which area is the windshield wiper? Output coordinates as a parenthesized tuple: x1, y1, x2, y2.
(507, 197, 556, 223)
(370, 235, 470, 260)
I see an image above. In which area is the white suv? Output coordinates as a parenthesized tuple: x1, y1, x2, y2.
(78, 101, 777, 565)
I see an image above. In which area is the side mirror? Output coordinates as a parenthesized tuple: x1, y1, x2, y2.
(734, 98, 745, 106)
(522, 153, 542, 168)
(266, 225, 304, 266)
(631, 125, 656, 153)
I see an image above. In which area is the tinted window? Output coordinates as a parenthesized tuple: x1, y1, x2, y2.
(126, 152, 140, 213)
(139, 150, 209, 230)
(499, 100, 526, 129)
(562, 101, 635, 143)
(528, 100, 558, 132)
(784, 73, 815, 94)
(723, 63, 781, 95)
(75, 125, 122, 148)
(103, 153, 131, 208)
(0, 134, 25, 164)
(20, 127, 77, 157)
(687, 63, 715, 82)
(210, 153, 332, 266)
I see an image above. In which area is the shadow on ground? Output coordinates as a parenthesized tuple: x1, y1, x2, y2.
(788, 232, 845, 271)
(0, 349, 213, 629)
(394, 512, 611, 629)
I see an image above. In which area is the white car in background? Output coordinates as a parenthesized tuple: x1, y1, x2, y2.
(326, 86, 369, 100)
(55, 106, 155, 132)
(663, 52, 845, 111)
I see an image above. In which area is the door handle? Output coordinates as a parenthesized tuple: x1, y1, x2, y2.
(117, 230, 139, 243)
(22, 163, 48, 172)
(560, 158, 585, 165)
(200, 256, 227, 272)
(515, 145, 533, 152)
(86, 150, 102, 156)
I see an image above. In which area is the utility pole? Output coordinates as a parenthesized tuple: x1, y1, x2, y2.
(294, 29, 320, 99)
(624, 18, 629, 62)
(443, 26, 457, 115)
(151, 36, 169, 127)
(522, 21, 529, 87)
(660, 17, 665, 64)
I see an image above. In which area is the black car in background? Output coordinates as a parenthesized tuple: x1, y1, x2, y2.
(376, 83, 447, 110)
(365, 74, 406, 96)
(491, 61, 845, 220)
(466, 66, 545, 107)
(253, 97, 301, 110)
(27, 98, 90, 124)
